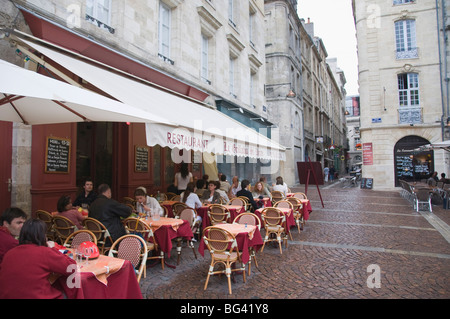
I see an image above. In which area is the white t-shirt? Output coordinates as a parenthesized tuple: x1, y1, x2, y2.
(175, 172, 192, 191)
(272, 183, 289, 196)
(181, 192, 202, 209)
(135, 196, 164, 216)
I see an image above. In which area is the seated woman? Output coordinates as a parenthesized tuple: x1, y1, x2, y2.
(180, 182, 203, 237)
(272, 176, 289, 197)
(134, 187, 164, 217)
(252, 181, 272, 200)
(201, 181, 222, 204)
(56, 195, 86, 230)
(0, 219, 76, 299)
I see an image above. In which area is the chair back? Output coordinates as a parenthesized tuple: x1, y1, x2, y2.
(53, 215, 76, 243)
(63, 229, 97, 249)
(108, 234, 148, 283)
(172, 202, 188, 217)
(35, 210, 54, 240)
(261, 207, 285, 228)
(208, 204, 231, 225)
(202, 226, 237, 255)
(293, 192, 308, 199)
(165, 192, 177, 200)
(82, 217, 113, 253)
(274, 200, 293, 210)
(233, 212, 261, 230)
(286, 197, 302, 211)
(179, 208, 196, 227)
(229, 197, 245, 208)
(123, 217, 153, 241)
(122, 197, 135, 206)
(415, 189, 432, 201)
(271, 191, 284, 203)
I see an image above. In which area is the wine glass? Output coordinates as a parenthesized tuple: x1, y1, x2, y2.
(84, 247, 92, 266)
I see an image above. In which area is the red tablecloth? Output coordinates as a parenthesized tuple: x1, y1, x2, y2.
(142, 217, 193, 257)
(255, 197, 272, 207)
(198, 224, 263, 264)
(161, 201, 178, 218)
(197, 205, 245, 228)
(60, 258, 142, 299)
(255, 207, 296, 234)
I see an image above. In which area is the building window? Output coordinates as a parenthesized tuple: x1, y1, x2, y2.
(158, 2, 173, 64)
(86, 0, 114, 33)
(201, 34, 211, 85)
(395, 20, 418, 59)
(398, 73, 419, 107)
(229, 57, 237, 98)
(393, 0, 415, 4)
(228, 0, 237, 28)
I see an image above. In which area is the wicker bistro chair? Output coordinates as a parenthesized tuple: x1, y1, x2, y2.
(233, 212, 261, 275)
(228, 197, 245, 210)
(108, 234, 148, 283)
(35, 210, 55, 241)
(237, 196, 251, 211)
(273, 201, 294, 240)
(122, 217, 164, 276)
(260, 207, 287, 254)
(165, 192, 177, 200)
(173, 208, 198, 264)
(202, 226, 246, 295)
(208, 204, 231, 225)
(270, 191, 284, 205)
(286, 197, 304, 232)
(292, 192, 308, 200)
(172, 202, 188, 218)
(82, 217, 114, 255)
(52, 215, 76, 244)
(63, 229, 97, 249)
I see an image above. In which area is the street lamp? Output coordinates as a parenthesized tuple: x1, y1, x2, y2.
(265, 83, 296, 98)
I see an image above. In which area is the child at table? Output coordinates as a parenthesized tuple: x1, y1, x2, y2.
(134, 187, 164, 217)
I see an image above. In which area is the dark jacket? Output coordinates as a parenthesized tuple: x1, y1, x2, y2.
(201, 190, 221, 204)
(89, 195, 132, 242)
(73, 191, 97, 207)
(236, 189, 258, 211)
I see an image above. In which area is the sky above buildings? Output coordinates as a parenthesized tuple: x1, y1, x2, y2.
(297, 0, 359, 96)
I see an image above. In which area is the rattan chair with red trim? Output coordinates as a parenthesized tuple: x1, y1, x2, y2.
(108, 234, 148, 283)
(63, 229, 97, 249)
(173, 208, 198, 264)
(202, 226, 246, 294)
(233, 212, 261, 275)
(207, 204, 231, 225)
(261, 207, 287, 254)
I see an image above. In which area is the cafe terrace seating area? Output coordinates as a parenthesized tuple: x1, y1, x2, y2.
(399, 180, 450, 212)
(33, 190, 313, 297)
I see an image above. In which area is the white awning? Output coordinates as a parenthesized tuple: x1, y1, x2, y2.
(0, 58, 173, 125)
(21, 38, 286, 161)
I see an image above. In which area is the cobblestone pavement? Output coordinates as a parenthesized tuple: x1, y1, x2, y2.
(139, 182, 450, 299)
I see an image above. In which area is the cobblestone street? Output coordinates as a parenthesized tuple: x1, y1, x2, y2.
(139, 183, 450, 300)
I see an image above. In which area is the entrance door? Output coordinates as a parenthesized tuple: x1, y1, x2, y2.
(0, 122, 12, 213)
(76, 122, 114, 192)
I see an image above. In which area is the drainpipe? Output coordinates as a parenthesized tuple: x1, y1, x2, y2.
(437, 0, 447, 141)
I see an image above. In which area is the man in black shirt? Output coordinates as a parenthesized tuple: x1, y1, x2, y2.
(73, 179, 97, 208)
(236, 179, 258, 212)
(89, 184, 131, 242)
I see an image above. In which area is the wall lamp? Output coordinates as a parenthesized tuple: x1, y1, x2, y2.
(228, 107, 244, 114)
(265, 83, 296, 98)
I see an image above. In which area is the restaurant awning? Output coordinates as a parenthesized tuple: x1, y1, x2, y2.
(415, 140, 450, 153)
(17, 37, 286, 161)
(0, 58, 173, 125)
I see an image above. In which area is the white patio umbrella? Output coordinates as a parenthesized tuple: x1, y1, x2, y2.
(416, 140, 450, 153)
(0, 58, 174, 126)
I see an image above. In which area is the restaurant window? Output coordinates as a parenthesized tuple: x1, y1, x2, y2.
(395, 19, 418, 59)
(158, 2, 172, 64)
(152, 145, 162, 187)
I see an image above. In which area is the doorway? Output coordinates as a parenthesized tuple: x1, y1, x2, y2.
(0, 122, 12, 213)
(76, 122, 114, 192)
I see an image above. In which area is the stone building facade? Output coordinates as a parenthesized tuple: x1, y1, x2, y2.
(353, 0, 449, 190)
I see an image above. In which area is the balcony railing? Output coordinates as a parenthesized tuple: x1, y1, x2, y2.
(396, 48, 419, 60)
(398, 106, 422, 124)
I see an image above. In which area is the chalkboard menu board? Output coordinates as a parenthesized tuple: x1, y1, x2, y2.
(360, 178, 373, 189)
(135, 146, 149, 172)
(45, 137, 71, 174)
(395, 155, 414, 178)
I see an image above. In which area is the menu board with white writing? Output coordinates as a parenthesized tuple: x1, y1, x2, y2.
(45, 137, 71, 174)
(395, 155, 414, 178)
(135, 146, 149, 172)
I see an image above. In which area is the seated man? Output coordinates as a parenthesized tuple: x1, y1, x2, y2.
(89, 184, 132, 242)
(236, 179, 258, 212)
(0, 207, 27, 264)
(73, 178, 97, 208)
